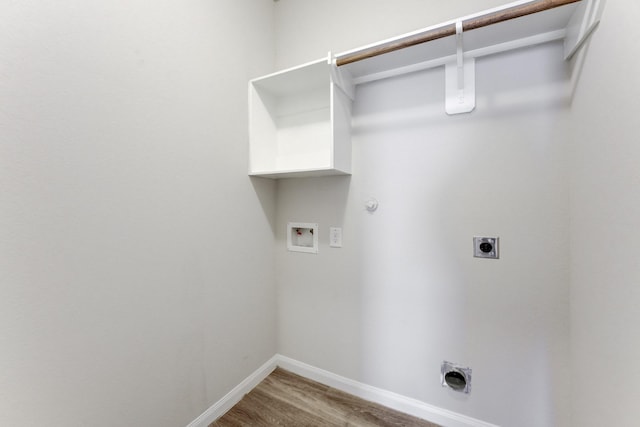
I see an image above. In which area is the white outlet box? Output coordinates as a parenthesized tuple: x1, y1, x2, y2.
(287, 222, 318, 254)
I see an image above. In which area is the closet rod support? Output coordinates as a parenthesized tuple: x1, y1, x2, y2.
(456, 20, 464, 94)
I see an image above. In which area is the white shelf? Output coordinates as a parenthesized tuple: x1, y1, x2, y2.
(336, 0, 584, 84)
(249, 57, 352, 179)
(248, 0, 603, 178)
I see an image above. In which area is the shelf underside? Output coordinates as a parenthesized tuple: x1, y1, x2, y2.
(250, 168, 351, 179)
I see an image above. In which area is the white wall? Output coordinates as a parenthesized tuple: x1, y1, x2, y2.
(275, 1, 571, 426)
(274, 0, 507, 69)
(0, 1, 277, 426)
(569, 3, 640, 426)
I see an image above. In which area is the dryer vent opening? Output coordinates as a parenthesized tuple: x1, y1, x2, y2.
(441, 361, 472, 394)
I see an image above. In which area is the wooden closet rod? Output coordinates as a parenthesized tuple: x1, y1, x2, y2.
(335, 0, 581, 67)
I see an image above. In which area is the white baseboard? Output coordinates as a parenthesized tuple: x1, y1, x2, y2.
(185, 355, 278, 427)
(187, 354, 499, 427)
(276, 355, 499, 427)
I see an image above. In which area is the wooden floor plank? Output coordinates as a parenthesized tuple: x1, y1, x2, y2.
(211, 368, 440, 427)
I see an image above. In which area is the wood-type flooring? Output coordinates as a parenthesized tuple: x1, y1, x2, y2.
(211, 367, 441, 427)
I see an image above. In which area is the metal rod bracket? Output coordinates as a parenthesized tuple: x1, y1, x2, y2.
(564, 0, 605, 60)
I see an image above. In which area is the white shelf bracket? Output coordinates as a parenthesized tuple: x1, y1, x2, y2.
(446, 20, 475, 115)
(564, 0, 606, 60)
(456, 20, 465, 93)
(329, 52, 356, 101)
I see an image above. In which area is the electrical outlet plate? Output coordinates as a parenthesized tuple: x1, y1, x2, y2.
(329, 227, 342, 248)
(474, 236, 499, 259)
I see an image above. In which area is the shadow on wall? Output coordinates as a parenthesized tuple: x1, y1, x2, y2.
(352, 42, 571, 138)
(276, 175, 352, 240)
(275, 175, 355, 370)
(250, 176, 278, 235)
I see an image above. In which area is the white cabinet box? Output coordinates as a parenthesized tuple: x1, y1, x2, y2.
(249, 57, 352, 179)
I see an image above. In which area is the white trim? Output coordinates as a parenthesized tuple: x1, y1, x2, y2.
(187, 354, 500, 427)
(185, 355, 278, 427)
(276, 355, 499, 427)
